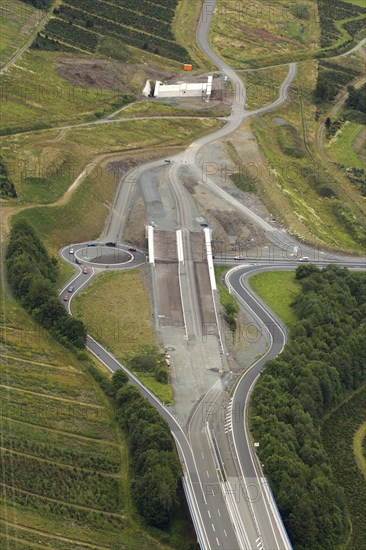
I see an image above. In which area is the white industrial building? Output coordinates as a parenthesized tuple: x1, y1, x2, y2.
(152, 75, 213, 99)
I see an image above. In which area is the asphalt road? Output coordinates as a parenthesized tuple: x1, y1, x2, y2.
(57, 1, 366, 548)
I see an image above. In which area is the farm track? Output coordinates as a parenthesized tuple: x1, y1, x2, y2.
(0, 415, 121, 447)
(0, 383, 104, 408)
(0, 446, 120, 477)
(0, 483, 126, 518)
(0, 519, 109, 550)
(0, 353, 78, 371)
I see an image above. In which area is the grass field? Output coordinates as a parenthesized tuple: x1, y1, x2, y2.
(211, 0, 319, 68)
(322, 384, 366, 550)
(327, 121, 366, 170)
(2, 116, 222, 206)
(353, 422, 366, 478)
(0, 50, 133, 134)
(247, 271, 300, 327)
(112, 100, 230, 119)
(344, 0, 366, 6)
(72, 270, 173, 403)
(0, 0, 42, 66)
(0, 286, 179, 549)
(241, 65, 291, 110)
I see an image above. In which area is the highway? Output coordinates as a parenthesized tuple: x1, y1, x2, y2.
(57, 1, 366, 548)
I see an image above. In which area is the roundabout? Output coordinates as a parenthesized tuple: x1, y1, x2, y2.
(61, 242, 146, 269)
(74, 244, 133, 266)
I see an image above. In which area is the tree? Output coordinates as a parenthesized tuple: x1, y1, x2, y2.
(132, 465, 178, 527)
(112, 369, 129, 395)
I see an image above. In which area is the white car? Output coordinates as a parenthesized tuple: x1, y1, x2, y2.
(69, 248, 74, 254)
(299, 256, 309, 262)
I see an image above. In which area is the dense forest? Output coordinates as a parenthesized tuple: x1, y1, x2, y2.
(250, 264, 366, 550)
(6, 219, 87, 348)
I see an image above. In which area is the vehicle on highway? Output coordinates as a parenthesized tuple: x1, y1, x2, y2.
(68, 286, 74, 293)
(128, 247, 136, 252)
(75, 258, 82, 265)
(106, 241, 117, 247)
(63, 294, 69, 301)
(164, 159, 171, 163)
(69, 248, 74, 254)
(299, 256, 309, 262)
(82, 267, 89, 274)
(87, 242, 97, 247)
(234, 255, 245, 260)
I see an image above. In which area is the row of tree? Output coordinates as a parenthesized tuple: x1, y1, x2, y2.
(6, 219, 87, 348)
(21, 0, 52, 9)
(250, 264, 366, 549)
(111, 370, 182, 527)
(0, 154, 16, 198)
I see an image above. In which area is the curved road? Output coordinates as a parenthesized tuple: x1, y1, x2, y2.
(58, 1, 365, 549)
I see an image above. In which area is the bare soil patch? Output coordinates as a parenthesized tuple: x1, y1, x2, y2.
(55, 57, 175, 95)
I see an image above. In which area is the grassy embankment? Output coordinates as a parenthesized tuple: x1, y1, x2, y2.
(327, 120, 365, 169)
(0, 286, 191, 549)
(3, 115, 222, 207)
(72, 270, 173, 404)
(251, 61, 366, 253)
(248, 271, 300, 327)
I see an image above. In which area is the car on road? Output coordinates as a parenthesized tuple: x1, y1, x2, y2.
(234, 255, 245, 260)
(68, 286, 74, 293)
(75, 258, 82, 265)
(63, 294, 69, 301)
(164, 159, 171, 163)
(106, 241, 117, 247)
(299, 256, 309, 262)
(87, 242, 97, 247)
(82, 267, 89, 274)
(128, 247, 136, 252)
(69, 248, 74, 254)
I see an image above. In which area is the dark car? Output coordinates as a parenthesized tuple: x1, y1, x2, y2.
(106, 241, 117, 247)
(87, 242, 97, 247)
(128, 247, 136, 252)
